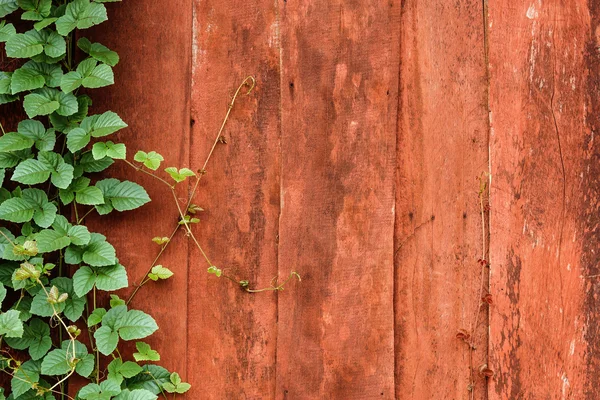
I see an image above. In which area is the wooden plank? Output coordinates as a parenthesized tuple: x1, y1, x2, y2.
(488, 1, 598, 398)
(81, 0, 192, 380)
(276, 1, 399, 398)
(186, 1, 281, 398)
(394, 1, 490, 398)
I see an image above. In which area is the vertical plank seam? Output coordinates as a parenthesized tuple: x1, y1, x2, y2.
(393, 1, 406, 399)
(275, 0, 283, 396)
(481, 0, 492, 398)
(186, 0, 194, 389)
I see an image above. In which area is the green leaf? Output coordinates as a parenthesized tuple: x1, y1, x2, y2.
(114, 389, 158, 400)
(108, 358, 143, 384)
(83, 111, 127, 137)
(0, 152, 20, 168)
(76, 186, 104, 205)
(34, 17, 57, 31)
(53, 276, 86, 321)
(10, 66, 45, 94)
(23, 91, 59, 118)
(5, 318, 47, 357)
(0, 132, 34, 152)
(124, 365, 170, 394)
(11, 159, 51, 184)
(36, 229, 70, 253)
(76, 353, 95, 378)
(11, 360, 40, 398)
(55, 90, 79, 116)
(94, 325, 118, 356)
(18, 119, 56, 151)
(82, 62, 113, 88)
(0, 197, 36, 223)
(134, 151, 163, 171)
(79, 151, 114, 173)
(0, 21, 16, 41)
(40, 348, 72, 375)
(147, 265, 173, 281)
(106, 180, 150, 211)
(0, 282, 6, 307)
(32, 202, 57, 228)
(72, 266, 95, 297)
(68, 225, 91, 246)
(60, 71, 83, 93)
(43, 31, 66, 58)
(162, 372, 191, 394)
(82, 234, 115, 266)
(117, 309, 158, 341)
(30, 286, 65, 317)
(0, 71, 12, 94)
(78, 37, 119, 66)
(66, 127, 90, 152)
(96, 263, 128, 291)
(5, 31, 43, 58)
(133, 342, 160, 362)
(0, 309, 24, 337)
(51, 161, 74, 189)
(55, 0, 108, 36)
(78, 380, 121, 399)
(93, 141, 126, 160)
(87, 307, 106, 327)
(165, 167, 196, 183)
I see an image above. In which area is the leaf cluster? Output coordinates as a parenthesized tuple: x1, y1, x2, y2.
(0, 2, 188, 399)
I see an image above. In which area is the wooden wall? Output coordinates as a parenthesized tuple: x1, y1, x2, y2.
(4, 0, 600, 398)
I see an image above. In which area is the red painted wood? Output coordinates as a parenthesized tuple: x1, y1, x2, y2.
(394, 1, 490, 399)
(186, 1, 281, 398)
(276, 1, 400, 398)
(82, 0, 192, 379)
(488, 1, 600, 398)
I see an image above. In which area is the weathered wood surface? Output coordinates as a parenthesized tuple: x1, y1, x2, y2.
(187, 0, 281, 398)
(395, 1, 490, 399)
(5, 0, 600, 398)
(276, 1, 399, 398)
(488, 1, 600, 398)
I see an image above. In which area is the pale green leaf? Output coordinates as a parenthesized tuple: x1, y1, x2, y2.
(133, 342, 160, 362)
(94, 325, 118, 355)
(0, 309, 23, 337)
(36, 229, 70, 253)
(0, 197, 36, 223)
(82, 63, 113, 88)
(40, 348, 71, 375)
(12, 159, 51, 184)
(72, 266, 95, 297)
(10, 66, 45, 94)
(5, 31, 43, 58)
(76, 186, 104, 205)
(0, 132, 34, 152)
(95, 263, 128, 291)
(66, 127, 90, 152)
(117, 309, 158, 341)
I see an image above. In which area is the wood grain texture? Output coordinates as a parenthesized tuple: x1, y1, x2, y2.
(82, 0, 192, 378)
(276, 1, 399, 398)
(488, 1, 599, 398)
(187, 1, 281, 398)
(394, 1, 490, 399)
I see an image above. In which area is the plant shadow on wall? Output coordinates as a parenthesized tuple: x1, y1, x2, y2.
(0, 1, 299, 399)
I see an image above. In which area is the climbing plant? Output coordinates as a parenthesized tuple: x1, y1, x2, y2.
(0, 1, 298, 399)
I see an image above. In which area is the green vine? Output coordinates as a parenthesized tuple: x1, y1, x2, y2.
(0, 1, 299, 399)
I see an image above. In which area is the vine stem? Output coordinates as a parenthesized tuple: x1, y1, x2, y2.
(123, 76, 298, 304)
(466, 174, 490, 398)
(35, 280, 77, 392)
